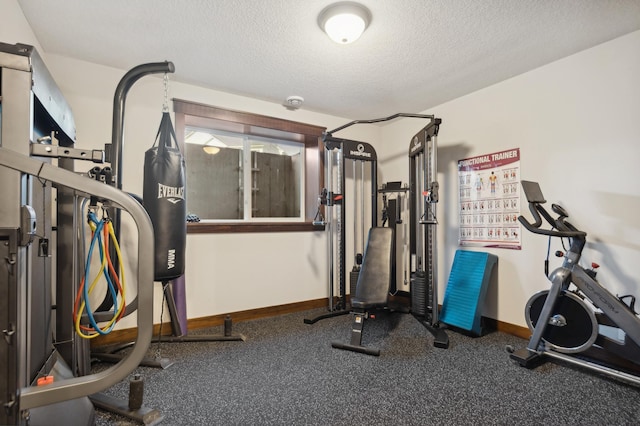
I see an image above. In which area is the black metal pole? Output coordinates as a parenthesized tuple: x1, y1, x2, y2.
(97, 61, 175, 312)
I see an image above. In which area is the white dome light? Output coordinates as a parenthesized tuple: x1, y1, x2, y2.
(318, 2, 371, 44)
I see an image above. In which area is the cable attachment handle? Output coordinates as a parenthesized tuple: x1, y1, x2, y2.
(313, 188, 327, 226)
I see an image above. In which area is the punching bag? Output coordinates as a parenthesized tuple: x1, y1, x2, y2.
(143, 111, 187, 281)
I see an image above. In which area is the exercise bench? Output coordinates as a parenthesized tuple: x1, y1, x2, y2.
(332, 227, 393, 356)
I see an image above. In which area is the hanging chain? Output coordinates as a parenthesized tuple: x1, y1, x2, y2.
(162, 73, 169, 112)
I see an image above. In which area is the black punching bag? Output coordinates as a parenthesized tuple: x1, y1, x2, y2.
(143, 112, 186, 281)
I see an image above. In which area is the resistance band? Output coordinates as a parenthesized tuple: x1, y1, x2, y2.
(73, 208, 127, 339)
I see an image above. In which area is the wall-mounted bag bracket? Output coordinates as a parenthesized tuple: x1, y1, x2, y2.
(30, 143, 105, 163)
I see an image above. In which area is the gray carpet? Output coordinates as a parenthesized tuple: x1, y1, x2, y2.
(93, 308, 640, 425)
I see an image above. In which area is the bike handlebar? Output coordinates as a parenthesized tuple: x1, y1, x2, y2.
(518, 182, 587, 239)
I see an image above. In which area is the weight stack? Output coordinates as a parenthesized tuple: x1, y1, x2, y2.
(411, 271, 427, 317)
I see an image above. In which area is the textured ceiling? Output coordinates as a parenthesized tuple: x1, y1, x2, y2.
(16, 0, 640, 119)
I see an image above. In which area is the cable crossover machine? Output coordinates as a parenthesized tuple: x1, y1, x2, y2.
(306, 113, 448, 349)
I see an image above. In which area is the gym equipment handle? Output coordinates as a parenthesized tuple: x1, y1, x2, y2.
(518, 201, 586, 239)
(326, 113, 436, 136)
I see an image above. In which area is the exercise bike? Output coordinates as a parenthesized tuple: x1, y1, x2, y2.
(509, 181, 640, 386)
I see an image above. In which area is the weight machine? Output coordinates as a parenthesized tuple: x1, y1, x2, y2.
(307, 114, 447, 352)
(0, 42, 165, 425)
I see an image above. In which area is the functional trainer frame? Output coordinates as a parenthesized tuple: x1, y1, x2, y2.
(320, 114, 446, 354)
(308, 114, 447, 352)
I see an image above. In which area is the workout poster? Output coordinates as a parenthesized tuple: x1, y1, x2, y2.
(458, 148, 521, 250)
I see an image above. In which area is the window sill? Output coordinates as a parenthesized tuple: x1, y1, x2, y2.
(187, 221, 325, 234)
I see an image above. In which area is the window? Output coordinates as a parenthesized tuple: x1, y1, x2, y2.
(173, 99, 325, 233)
(184, 127, 304, 220)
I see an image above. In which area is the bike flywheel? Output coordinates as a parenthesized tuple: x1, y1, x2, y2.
(526, 290, 598, 354)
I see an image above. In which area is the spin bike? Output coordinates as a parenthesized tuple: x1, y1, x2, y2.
(509, 181, 640, 386)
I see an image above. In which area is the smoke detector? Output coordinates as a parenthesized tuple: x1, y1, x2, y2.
(285, 95, 304, 110)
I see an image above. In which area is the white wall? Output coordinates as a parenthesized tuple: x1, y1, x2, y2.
(1, 0, 380, 330)
(379, 30, 640, 327)
(41, 55, 382, 329)
(5, 0, 639, 331)
(0, 0, 42, 51)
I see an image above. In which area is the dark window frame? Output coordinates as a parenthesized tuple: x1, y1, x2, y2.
(173, 99, 325, 233)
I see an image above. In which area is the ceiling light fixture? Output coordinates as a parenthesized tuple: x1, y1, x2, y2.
(318, 2, 371, 44)
(202, 135, 225, 155)
(202, 145, 220, 155)
(285, 95, 304, 110)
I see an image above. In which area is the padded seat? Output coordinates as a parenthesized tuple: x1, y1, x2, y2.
(332, 227, 393, 356)
(350, 227, 393, 310)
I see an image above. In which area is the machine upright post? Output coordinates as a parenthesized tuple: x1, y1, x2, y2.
(408, 118, 447, 348)
(327, 147, 335, 311)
